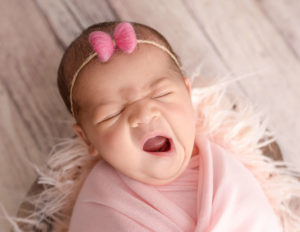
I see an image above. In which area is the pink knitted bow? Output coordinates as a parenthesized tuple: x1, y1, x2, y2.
(88, 22, 137, 62)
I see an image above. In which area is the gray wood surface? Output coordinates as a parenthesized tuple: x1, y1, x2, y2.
(1, 0, 299, 231)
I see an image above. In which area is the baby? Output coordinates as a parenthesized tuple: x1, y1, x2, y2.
(56, 21, 283, 231)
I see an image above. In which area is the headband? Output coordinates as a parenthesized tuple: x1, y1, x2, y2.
(69, 22, 181, 117)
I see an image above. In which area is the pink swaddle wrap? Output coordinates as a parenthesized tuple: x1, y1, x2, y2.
(69, 135, 282, 232)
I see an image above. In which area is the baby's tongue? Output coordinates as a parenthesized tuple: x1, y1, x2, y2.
(143, 136, 167, 152)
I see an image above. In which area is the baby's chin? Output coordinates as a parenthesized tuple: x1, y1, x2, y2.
(138, 171, 185, 186)
(136, 159, 192, 186)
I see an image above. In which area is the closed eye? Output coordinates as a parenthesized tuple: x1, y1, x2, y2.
(152, 91, 172, 99)
(97, 108, 124, 124)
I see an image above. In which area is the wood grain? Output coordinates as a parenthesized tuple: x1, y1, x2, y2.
(0, 0, 73, 230)
(1, 0, 299, 230)
(184, 0, 300, 167)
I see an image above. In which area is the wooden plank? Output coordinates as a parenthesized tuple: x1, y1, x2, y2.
(256, 0, 300, 58)
(0, 0, 73, 230)
(63, 0, 117, 29)
(35, 0, 82, 48)
(254, 0, 300, 168)
(183, 0, 300, 169)
(35, 0, 116, 47)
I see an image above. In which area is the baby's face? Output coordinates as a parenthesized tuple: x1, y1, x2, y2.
(73, 44, 197, 185)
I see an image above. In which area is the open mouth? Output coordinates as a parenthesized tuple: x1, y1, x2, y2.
(143, 136, 172, 153)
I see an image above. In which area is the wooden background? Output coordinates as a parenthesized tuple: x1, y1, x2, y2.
(1, 0, 300, 230)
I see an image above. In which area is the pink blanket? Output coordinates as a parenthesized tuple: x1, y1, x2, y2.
(69, 136, 283, 231)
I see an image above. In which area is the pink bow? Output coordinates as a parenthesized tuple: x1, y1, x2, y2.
(88, 22, 137, 62)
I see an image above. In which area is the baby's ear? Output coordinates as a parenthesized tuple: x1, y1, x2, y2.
(73, 124, 89, 144)
(183, 77, 192, 95)
(72, 124, 99, 157)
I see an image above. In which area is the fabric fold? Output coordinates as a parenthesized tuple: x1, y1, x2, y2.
(69, 136, 283, 232)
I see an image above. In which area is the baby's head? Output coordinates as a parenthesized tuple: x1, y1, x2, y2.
(57, 21, 197, 185)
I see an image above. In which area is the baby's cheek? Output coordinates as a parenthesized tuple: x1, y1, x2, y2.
(169, 102, 195, 122)
(102, 129, 119, 147)
(168, 102, 196, 139)
(101, 122, 127, 148)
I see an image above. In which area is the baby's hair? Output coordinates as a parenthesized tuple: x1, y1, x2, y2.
(57, 21, 182, 123)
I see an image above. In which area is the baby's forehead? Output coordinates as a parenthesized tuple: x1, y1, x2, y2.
(81, 66, 181, 103)
(75, 44, 183, 111)
(80, 45, 180, 84)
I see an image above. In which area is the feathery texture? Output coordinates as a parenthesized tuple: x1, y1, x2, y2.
(113, 22, 137, 53)
(88, 31, 114, 62)
(88, 22, 137, 62)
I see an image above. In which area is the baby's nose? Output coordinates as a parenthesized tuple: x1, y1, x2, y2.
(128, 100, 160, 128)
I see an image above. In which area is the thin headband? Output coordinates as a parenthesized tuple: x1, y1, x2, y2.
(69, 22, 181, 117)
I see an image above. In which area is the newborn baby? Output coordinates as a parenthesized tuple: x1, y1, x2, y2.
(56, 21, 282, 231)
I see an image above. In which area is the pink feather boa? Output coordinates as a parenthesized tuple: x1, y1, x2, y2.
(4, 78, 300, 231)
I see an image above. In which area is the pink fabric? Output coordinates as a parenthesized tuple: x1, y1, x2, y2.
(69, 136, 283, 231)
